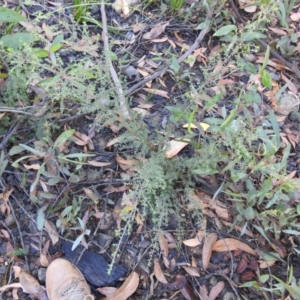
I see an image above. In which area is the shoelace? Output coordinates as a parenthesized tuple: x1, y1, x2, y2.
(59, 280, 87, 300)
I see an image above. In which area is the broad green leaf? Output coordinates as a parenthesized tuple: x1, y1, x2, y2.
(19, 143, 42, 156)
(244, 207, 255, 220)
(9, 145, 26, 156)
(268, 110, 280, 147)
(0, 32, 34, 49)
(240, 32, 267, 42)
(72, 233, 84, 251)
(33, 48, 49, 58)
(252, 225, 271, 243)
(53, 129, 75, 148)
(213, 25, 237, 37)
(260, 274, 269, 283)
(196, 19, 209, 30)
(37, 208, 45, 231)
(261, 45, 270, 71)
(12, 155, 32, 168)
(220, 106, 237, 129)
(0, 7, 26, 22)
(170, 55, 180, 74)
(260, 70, 272, 89)
(30, 163, 45, 192)
(50, 34, 63, 53)
(272, 276, 300, 298)
(282, 229, 300, 235)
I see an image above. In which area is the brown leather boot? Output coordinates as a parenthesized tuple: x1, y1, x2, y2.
(46, 258, 94, 300)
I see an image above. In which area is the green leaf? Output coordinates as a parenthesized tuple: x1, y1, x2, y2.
(33, 48, 49, 58)
(170, 55, 180, 74)
(53, 129, 75, 148)
(272, 275, 300, 298)
(37, 208, 45, 231)
(0, 151, 8, 178)
(260, 274, 269, 283)
(0, 33, 34, 50)
(64, 153, 95, 159)
(240, 32, 267, 42)
(50, 34, 63, 53)
(260, 70, 272, 89)
(261, 45, 270, 71)
(220, 106, 237, 130)
(19, 143, 42, 156)
(196, 19, 209, 30)
(9, 145, 26, 156)
(252, 225, 271, 243)
(261, 71, 272, 88)
(0, 7, 26, 22)
(72, 233, 84, 251)
(244, 207, 255, 220)
(30, 163, 45, 192)
(213, 25, 237, 37)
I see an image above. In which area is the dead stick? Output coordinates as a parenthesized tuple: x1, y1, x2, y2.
(101, 0, 131, 119)
(125, 8, 214, 96)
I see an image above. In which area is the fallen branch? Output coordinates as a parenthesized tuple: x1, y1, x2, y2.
(125, 7, 214, 96)
(101, 0, 131, 120)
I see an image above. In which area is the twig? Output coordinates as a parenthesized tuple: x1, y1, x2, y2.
(0, 121, 21, 150)
(8, 200, 29, 270)
(229, 0, 300, 80)
(100, 0, 131, 120)
(125, 8, 214, 96)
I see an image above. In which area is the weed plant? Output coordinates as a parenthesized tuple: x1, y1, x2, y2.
(0, 0, 300, 270)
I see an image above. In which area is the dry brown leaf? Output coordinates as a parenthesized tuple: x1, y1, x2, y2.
(0, 188, 14, 216)
(143, 22, 169, 40)
(238, 0, 256, 12)
(101, 272, 139, 300)
(165, 140, 188, 158)
(202, 233, 217, 270)
(83, 187, 99, 203)
(159, 232, 169, 258)
(132, 23, 146, 33)
(19, 269, 47, 299)
(143, 88, 169, 98)
(87, 160, 112, 167)
(44, 220, 59, 246)
(183, 238, 201, 247)
(151, 36, 168, 43)
(290, 12, 300, 21)
(39, 240, 50, 267)
(154, 258, 168, 283)
(42, 23, 53, 41)
(116, 154, 139, 165)
(112, 0, 140, 16)
(199, 285, 209, 300)
(212, 238, 257, 256)
(208, 281, 225, 300)
(23, 163, 41, 170)
(259, 260, 276, 268)
(182, 266, 200, 277)
(97, 287, 118, 296)
(268, 27, 287, 36)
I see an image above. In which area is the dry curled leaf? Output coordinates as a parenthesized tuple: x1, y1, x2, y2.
(165, 140, 188, 158)
(101, 272, 139, 300)
(202, 233, 217, 270)
(143, 22, 169, 40)
(212, 238, 257, 256)
(44, 220, 59, 246)
(209, 281, 225, 300)
(154, 257, 168, 284)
